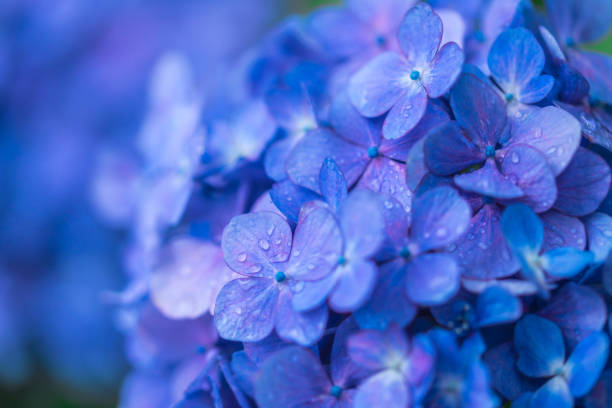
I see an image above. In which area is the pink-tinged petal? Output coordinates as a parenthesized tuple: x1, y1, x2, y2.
(500, 144, 557, 212)
(348, 325, 409, 370)
(411, 186, 471, 252)
(330, 317, 372, 387)
(330, 90, 381, 148)
(382, 84, 428, 140)
(288, 206, 343, 281)
(222, 212, 292, 277)
(329, 260, 378, 313)
(452, 205, 520, 279)
(357, 158, 413, 216)
(275, 290, 328, 346)
(348, 52, 411, 117)
(214, 278, 278, 342)
(424, 121, 485, 176)
(405, 253, 460, 306)
(379, 102, 450, 161)
(584, 212, 612, 264)
(540, 211, 586, 252)
(538, 283, 607, 349)
(454, 158, 524, 199)
(354, 371, 409, 408)
(340, 190, 385, 259)
(287, 129, 369, 193)
(398, 3, 442, 66)
(254, 346, 331, 408)
(151, 239, 236, 319)
(423, 42, 464, 98)
(554, 147, 611, 216)
(450, 74, 507, 148)
(509, 106, 581, 175)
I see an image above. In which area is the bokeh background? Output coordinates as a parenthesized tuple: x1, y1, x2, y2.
(0, 0, 610, 407)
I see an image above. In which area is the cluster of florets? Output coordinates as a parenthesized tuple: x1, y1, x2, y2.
(96, 1, 612, 407)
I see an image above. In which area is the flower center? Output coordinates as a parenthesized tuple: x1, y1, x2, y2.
(504, 92, 515, 102)
(376, 35, 386, 47)
(367, 146, 379, 158)
(400, 246, 411, 259)
(274, 271, 287, 283)
(410, 70, 420, 80)
(337, 255, 347, 265)
(482, 196, 494, 204)
(330, 385, 343, 398)
(485, 145, 496, 158)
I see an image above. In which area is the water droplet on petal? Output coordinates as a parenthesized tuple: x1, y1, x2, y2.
(259, 239, 270, 250)
(237, 253, 247, 262)
(511, 151, 520, 164)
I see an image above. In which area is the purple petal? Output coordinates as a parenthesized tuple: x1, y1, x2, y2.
(423, 42, 464, 98)
(519, 75, 555, 104)
(348, 325, 408, 370)
(287, 129, 369, 193)
(564, 332, 610, 397)
(453, 205, 520, 279)
(214, 278, 278, 342)
(308, 7, 371, 59)
(330, 90, 381, 148)
(288, 205, 343, 281)
(540, 211, 586, 252)
(354, 371, 409, 408)
(454, 158, 524, 199)
(488, 28, 545, 92)
(554, 147, 611, 216)
(222, 212, 292, 277)
(530, 377, 572, 408)
(254, 346, 331, 408)
(424, 121, 485, 176)
(275, 291, 328, 346)
(330, 317, 371, 387)
(292, 274, 337, 312)
(450, 74, 507, 148)
(508, 106, 581, 175)
(546, 0, 612, 44)
(270, 181, 321, 224)
(584, 212, 612, 263)
(483, 342, 539, 400)
(265, 137, 295, 181)
(500, 144, 557, 212)
(319, 158, 348, 213)
(356, 158, 413, 216)
(354, 261, 417, 330)
(329, 261, 378, 313)
(538, 283, 607, 349)
(405, 253, 460, 306)
(340, 189, 385, 259)
(348, 52, 410, 117)
(265, 86, 316, 132)
(405, 137, 429, 191)
(382, 83, 428, 140)
(568, 50, 612, 106)
(514, 315, 565, 378)
(398, 3, 442, 66)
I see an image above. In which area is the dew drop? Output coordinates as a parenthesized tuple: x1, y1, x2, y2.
(250, 265, 262, 273)
(259, 239, 270, 250)
(511, 151, 520, 164)
(237, 253, 247, 262)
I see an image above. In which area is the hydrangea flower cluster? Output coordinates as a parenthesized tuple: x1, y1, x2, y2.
(94, 1, 612, 407)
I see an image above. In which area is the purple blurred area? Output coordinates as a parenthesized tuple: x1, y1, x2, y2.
(0, 0, 287, 405)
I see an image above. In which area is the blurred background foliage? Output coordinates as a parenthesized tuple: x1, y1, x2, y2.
(0, 0, 610, 407)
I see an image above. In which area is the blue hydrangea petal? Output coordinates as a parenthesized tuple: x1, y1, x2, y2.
(254, 346, 332, 408)
(584, 212, 612, 264)
(357, 158, 413, 217)
(354, 370, 409, 408)
(308, 7, 370, 59)
(265, 86, 317, 132)
(398, 3, 442, 66)
(500, 144, 558, 213)
(288, 205, 343, 281)
(424, 121, 485, 176)
(214, 278, 279, 342)
(501, 204, 544, 260)
(454, 158, 524, 199)
(422, 42, 464, 98)
(348, 52, 411, 117)
(231, 351, 258, 397)
(340, 190, 385, 259)
(483, 342, 539, 400)
(508, 106, 581, 175)
(563, 332, 610, 397)
(553, 147, 611, 217)
(222, 212, 292, 277)
(287, 129, 369, 193)
(454, 205, 520, 279)
(540, 247, 593, 278)
(512, 393, 533, 408)
(270, 181, 321, 224)
(530, 377, 572, 408)
(330, 317, 371, 387)
(330, 90, 381, 148)
(265, 138, 297, 181)
(488, 28, 545, 92)
(538, 283, 607, 349)
(405, 253, 459, 306)
(514, 315, 565, 378)
(276, 290, 328, 346)
(329, 260, 378, 313)
(519, 75, 555, 104)
(583, 370, 612, 408)
(353, 261, 416, 330)
(319, 158, 348, 213)
(382, 83, 428, 140)
(475, 286, 522, 327)
(410, 186, 471, 252)
(292, 274, 337, 312)
(546, 0, 612, 44)
(450, 74, 507, 148)
(540, 211, 586, 252)
(348, 325, 408, 371)
(405, 137, 429, 192)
